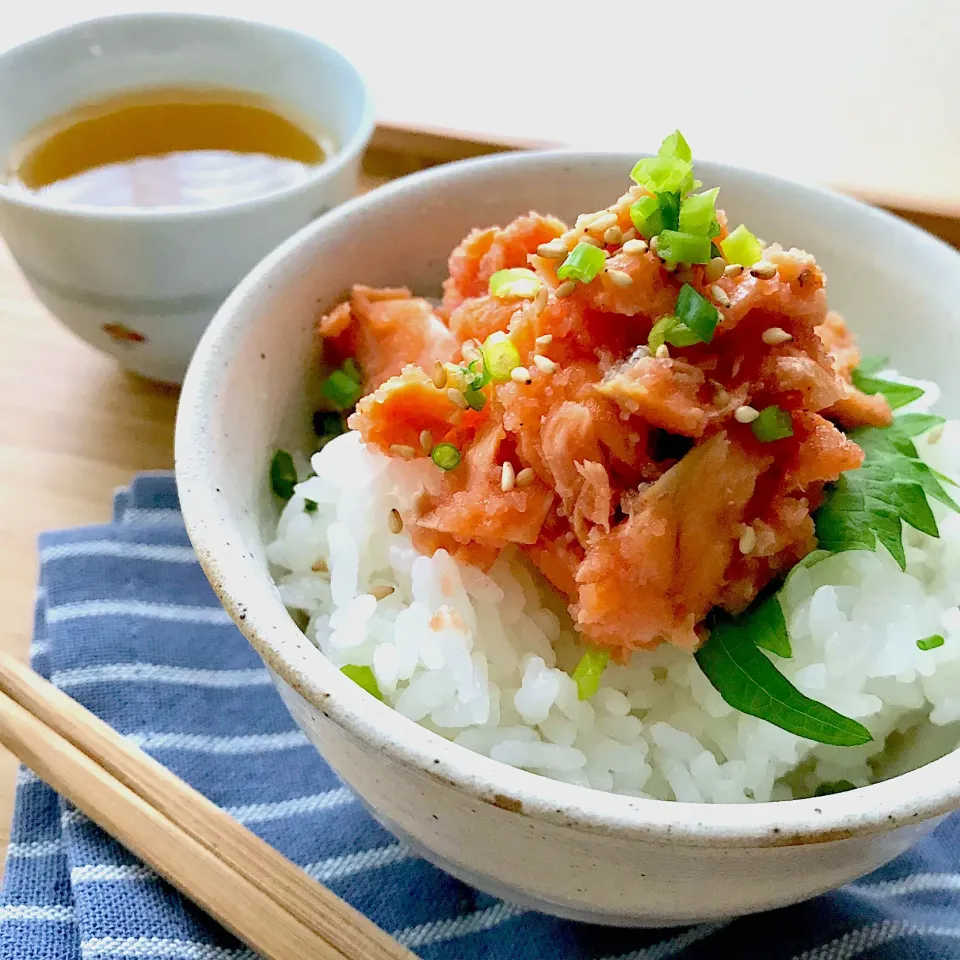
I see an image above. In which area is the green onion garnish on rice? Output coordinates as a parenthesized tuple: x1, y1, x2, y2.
(648, 315, 701, 352)
(431, 443, 461, 471)
(558, 242, 606, 284)
(629, 195, 665, 239)
(464, 388, 487, 411)
(342, 357, 362, 384)
(269, 449, 298, 501)
(814, 780, 857, 796)
(313, 410, 346, 440)
(489, 268, 542, 300)
(630, 130, 696, 195)
(679, 188, 721, 237)
(304, 499, 319, 514)
(647, 285, 719, 352)
(751, 405, 794, 443)
(917, 634, 945, 651)
(321, 368, 363, 411)
(675, 284, 720, 342)
(720, 224, 763, 267)
(481, 332, 521, 382)
(654, 230, 712, 265)
(572, 647, 611, 701)
(341, 664, 383, 700)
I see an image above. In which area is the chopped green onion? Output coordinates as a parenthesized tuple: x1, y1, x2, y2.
(658, 129, 692, 163)
(720, 224, 763, 266)
(342, 357, 362, 384)
(340, 664, 383, 701)
(270, 450, 298, 501)
(464, 388, 487, 411)
(655, 230, 712, 264)
(917, 634, 945, 651)
(431, 443, 461, 471)
(675, 284, 720, 343)
(751, 405, 794, 443)
(489, 268, 542, 300)
(321, 369, 363, 411)
(629, 195, 664, 238)
(648, 315, 701, 352)
(557, 242, 606, 284)
(572, 647, 611, 701)
(481, 332, 521, 382)
(313, 410, 345, 439)
(656, 191, 681, 232)
(466, 358, 489, 390)
(679, 188, 720, 237)
(630, 155, 694, 196)
(814, 779, 857, 797)
(304, 499, 319, 514)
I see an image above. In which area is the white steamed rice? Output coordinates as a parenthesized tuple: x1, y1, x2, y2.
(267, 375, 960, 802)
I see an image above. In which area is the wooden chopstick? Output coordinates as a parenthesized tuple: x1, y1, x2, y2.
(0, 652, 415, 960)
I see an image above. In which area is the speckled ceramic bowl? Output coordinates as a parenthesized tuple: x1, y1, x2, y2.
(175, 152, 960, 926)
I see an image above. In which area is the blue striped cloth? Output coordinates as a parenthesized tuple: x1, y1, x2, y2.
(2, 474, 959, 960)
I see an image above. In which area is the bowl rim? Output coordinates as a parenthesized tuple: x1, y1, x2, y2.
(0, 12, 375, 222)
(176, 148, 960, 848)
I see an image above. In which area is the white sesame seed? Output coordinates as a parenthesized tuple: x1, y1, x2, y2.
(761, 326, 793, 346)
(622, 238, 649, 255)
(556, 280, 576, 297)
(750, 260, 777, 280)
(501, 461, 516, 492)
(603, 225, 623, 245)
(738, 525, 757, 555)
(535, 334, 553, 347)
(462, 339, 480, 362)
(533, 354, 557, 374)
(724, 263, 744, 278)
(632, 345, 651, 360)
(579, 235, 604, 248)
(928, 424, 946, 445)
(419, 430, 434, 454)
(537, 239, 568, 259)
(705, 257, 725, 282)
(369, 585, 395, 601)
(516, 467, 536, 487)
(607, 269, 634, 288)
(710, 284, 731, 308)
(447, 387, 469, 408)
(388, 508, 403, 535)
(649, 235, 660, 254)
(389, 444, 417, 459)
(734, 405, 760, 424)
(676, 266, 695, 284)
(589, 213, 618, 233)
(576, 211, 605, 229)
(511, 366, 533, 384)
(560, 229, 581, 248)
(655, 344, 670, 359)
(432, 360, 446, 389)
(620, 227, 638, 243)
(534, 285, 549, 313)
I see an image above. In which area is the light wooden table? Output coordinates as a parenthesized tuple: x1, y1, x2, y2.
(2, 0, 960, 881)
(0, 242, 179, 863)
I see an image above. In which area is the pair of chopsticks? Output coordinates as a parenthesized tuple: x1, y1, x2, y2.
(0, 651, 415, 960)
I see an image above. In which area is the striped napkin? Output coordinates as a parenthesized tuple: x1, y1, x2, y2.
(1, 474, 959, 960)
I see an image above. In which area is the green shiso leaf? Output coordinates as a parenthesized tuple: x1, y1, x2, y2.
(814, 413, 958, 570)
(695, 605, 872, 747)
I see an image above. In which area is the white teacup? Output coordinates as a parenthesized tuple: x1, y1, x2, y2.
(0, 13, 373, 384)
